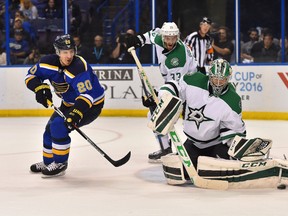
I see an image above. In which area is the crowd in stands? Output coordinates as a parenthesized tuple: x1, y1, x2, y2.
(0, 0, 287, 65)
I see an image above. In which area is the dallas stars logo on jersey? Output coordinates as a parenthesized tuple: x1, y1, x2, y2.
(186, 105, 214, 129)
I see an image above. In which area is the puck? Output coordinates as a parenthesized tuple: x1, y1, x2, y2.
(277, 184, 286, 190)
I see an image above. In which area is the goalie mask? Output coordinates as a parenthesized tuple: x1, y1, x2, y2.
(160, 22, 179, 50)
(208, 59, 232, 97)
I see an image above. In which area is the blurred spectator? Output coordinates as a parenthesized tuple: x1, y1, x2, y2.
(258, 27, 279, 46)
(277, 36, 288, 62)
(11, 18, 31, 44)
(250, 31, 280, 63)
(19, 0, 38, 20)
(0, 44, 7, 65)
(12, 11, 37, 46)
(42, 0, 62, 19)
(241, 27, 259, 63)
(110, 29, 135, 64)
(88, 35, 111, 64)
(212, 26, 234, 62)
(68, 0, 82, 35)
(23, 47, 40, 64)
(73, 35, 89, 59)
(9, 30, 30, 64)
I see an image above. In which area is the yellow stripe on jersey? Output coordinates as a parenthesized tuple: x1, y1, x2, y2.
(25, 75, 36, 85)
(76, 95, 93, 108)
(63, 101, 74, 107)
(52, 148, 70, 156)
(76, 55, 88, 71)
(94, 96, 105, 105)
(39, 63, 59, 71)
(63, 69, 75, 79)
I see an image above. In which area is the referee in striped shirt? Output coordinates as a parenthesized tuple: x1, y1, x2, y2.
(184, 17, 214, 74)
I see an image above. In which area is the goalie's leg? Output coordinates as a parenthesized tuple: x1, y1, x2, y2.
(148, 134, 172, 163)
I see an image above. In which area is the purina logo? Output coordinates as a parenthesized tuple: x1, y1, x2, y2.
(277, 72, 288, 89)
(93, 69, 133, 81)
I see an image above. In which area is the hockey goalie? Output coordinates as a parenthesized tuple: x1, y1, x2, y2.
(148, 59, 288, 189)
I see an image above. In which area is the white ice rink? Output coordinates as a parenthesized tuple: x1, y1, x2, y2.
(1, 117, 288, 216)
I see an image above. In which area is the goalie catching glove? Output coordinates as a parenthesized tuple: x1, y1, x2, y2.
(228, 135, 272, 161)
(148, 93, 182, 135)
(34, 84, 53, 108)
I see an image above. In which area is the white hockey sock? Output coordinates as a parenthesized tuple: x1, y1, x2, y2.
(154, 133, 170, 149)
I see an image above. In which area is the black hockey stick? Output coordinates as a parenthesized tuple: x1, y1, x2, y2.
(47, 101, 131, 167)
(128, 47, 228, 189)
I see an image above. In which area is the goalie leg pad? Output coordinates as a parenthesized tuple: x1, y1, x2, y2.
(148, 93, 182, 135)
(197, 156, 288, 189)
(228, 135, 272, 161)
(162, 153, 187, 185)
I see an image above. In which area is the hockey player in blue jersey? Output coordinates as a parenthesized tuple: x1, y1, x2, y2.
(25, 34, 105, 177)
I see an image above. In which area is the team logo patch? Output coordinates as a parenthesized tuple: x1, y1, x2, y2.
(186, 105, 214, 129)
(170, 57, 179, 66)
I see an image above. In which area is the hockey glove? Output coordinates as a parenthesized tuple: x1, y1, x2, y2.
(142, 95, 157, 108)
(125, 34, 144, 49)
(34, 84, 53, 108)
(65, 108, 83, 129)
(142, 89, 158, 108)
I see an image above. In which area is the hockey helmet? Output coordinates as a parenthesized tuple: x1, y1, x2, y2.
(160, 22, 179, 37)
(53, 34, 75, 54)
(208, 59, 232, 97)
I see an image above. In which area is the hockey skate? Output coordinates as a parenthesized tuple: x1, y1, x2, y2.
(148, 147, 172, 163)
(30, 162, 47, 173)
(41, 162, 68, 178)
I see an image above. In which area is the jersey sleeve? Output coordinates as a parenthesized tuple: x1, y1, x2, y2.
(24, 56, 54, 91)
(143, 28, 162, 45)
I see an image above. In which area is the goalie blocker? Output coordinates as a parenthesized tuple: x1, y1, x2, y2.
(162, 135, 288, 189)
(148, 93, 182, 135)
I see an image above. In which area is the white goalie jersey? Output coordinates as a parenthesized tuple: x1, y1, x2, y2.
(159, 72, 246, 149)
(142, 28, 198, 82)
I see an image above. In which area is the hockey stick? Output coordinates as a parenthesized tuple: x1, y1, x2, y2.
(47, 100, 131, 167)
(138, 66, 165, 152)
(128, 47, 228, 190)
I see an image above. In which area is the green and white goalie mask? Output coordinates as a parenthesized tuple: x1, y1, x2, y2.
(208, 59, 232, 97)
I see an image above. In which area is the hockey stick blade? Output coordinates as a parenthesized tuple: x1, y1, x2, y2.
(47, 100, 131, 167)
(74, 126, 131, 167)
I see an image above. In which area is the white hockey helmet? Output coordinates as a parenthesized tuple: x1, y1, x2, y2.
(160, 22, 179, 37)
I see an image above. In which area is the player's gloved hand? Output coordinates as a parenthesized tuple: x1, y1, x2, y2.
(34, 84, 53, 108)
(142, 95, 157, 108)
(65, 108, 83, 129)
(125, 34, 144, 49)
(142, 89, 158, 108)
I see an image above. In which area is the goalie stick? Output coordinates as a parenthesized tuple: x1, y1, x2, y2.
(128, 46, 228, 190)
(47, 100, 131, 167)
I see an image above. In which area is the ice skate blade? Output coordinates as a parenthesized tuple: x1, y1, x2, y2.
(148, 158, 163, 164)
(41, 171, 66, 178)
